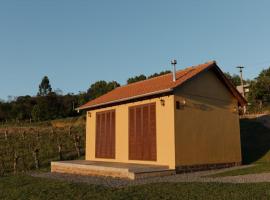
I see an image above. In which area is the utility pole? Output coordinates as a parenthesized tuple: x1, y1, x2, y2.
(236, 66, 246, 114)
(236, 66, 245, 98)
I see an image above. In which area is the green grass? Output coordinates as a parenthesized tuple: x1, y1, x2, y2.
(2, 175, 270, 200)
(209, 163, 270, 178)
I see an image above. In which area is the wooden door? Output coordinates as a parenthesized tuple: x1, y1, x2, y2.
(129, 103, 157, 161)
(95, 109, 115, 159)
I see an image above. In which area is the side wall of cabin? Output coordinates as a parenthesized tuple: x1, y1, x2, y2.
(174, 69, 242, 167)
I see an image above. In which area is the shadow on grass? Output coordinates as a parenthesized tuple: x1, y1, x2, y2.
(240, 117, 270, 164)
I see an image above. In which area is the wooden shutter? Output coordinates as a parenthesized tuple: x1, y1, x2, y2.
(95, 109, 115, 159)
(129, 103, 157, 161)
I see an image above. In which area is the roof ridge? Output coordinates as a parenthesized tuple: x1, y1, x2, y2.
(117, 71, 173, 89)
(115, 62, 214, 90)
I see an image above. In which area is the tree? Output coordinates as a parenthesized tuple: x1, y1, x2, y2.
(86, 80, 120, 100)
(31, 105, 41, 121)
(107, 81, 121, 91)
(148, 70, 171, 79)
(11, 96, 34, 120)
(224, 72, 242, 87)
(38, 76, 52, 96)
(77, 92, 88, 106)
(248, 67, 270, 103)
(127, 75, 147, 84)
(127, 70, 171, 85)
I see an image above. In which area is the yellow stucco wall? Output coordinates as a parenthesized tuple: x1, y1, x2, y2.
(85, 96, 176, 169)
(174, 69, 242, 166)
(85, 69, 242, 169)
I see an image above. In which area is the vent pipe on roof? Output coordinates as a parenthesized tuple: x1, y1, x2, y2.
(171, 59, 177, 82)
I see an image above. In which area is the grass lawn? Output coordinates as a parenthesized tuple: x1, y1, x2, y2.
(208, 163, 270, 178)
(1, 175, 270, 200)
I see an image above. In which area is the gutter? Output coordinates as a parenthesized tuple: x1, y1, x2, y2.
(76, 88, 173, 111)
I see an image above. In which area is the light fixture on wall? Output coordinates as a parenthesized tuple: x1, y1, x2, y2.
(232, 106, 238, 113)
(88, 112, 91, 118)
(160, 99, 165, 106)
(176, 99, 186, 109)
(180, 99, 186, 106)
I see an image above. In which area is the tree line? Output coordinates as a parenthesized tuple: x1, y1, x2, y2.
(0, 70, 171, 123)
(1, 66, 270, 123)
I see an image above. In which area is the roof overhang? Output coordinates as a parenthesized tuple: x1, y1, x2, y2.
(76, 88, 173, 111)
(211, 65, 247, 107)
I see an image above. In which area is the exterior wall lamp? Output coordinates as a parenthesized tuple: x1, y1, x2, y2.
(176, 99, 187, 110)
(180, 99, 186, 106)
(88, 112, 91, 118)
(232, 106, 238, 113)
(160, 99, 165, 106)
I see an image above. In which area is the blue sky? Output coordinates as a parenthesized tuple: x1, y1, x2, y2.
(0, 0, 270, 100)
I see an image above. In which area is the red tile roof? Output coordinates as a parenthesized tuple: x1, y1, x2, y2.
(78, 61, 246, 110)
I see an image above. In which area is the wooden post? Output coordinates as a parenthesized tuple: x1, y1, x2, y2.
(0, 159, 4, 176)
(68, 126, 72, 136)
(21, 156, 27, 173)
(21, 130, 25, 140)
(4, 129, 8, 141)
(36, 130, 40, 141)
(50, 128, 54, 138)
(58, 144, 63, 160)
(32, 148, 40, 170)
(13, 152, 19, 175)
(73, 135, 81, 158)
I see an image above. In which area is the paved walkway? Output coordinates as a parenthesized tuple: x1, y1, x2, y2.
(31, 164, 270, 188)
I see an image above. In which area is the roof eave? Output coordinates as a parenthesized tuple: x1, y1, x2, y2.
(212, 64, 248, 107)
(76, 88, 174, 111)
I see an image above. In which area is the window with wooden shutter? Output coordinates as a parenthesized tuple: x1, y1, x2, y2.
(129, 103, 157, 161)
(95, 109, 115, 159)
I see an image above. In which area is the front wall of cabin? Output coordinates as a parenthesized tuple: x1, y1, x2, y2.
(85, 95, 176, 169)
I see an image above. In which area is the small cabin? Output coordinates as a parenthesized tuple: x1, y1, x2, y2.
(77, 61, 246, 171)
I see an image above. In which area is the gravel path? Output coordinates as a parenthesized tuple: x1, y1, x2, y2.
(31, 164, 270, 188)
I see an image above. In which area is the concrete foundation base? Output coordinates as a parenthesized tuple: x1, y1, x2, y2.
(176, 162, 241, 173)
(51, 160, 175, 180)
